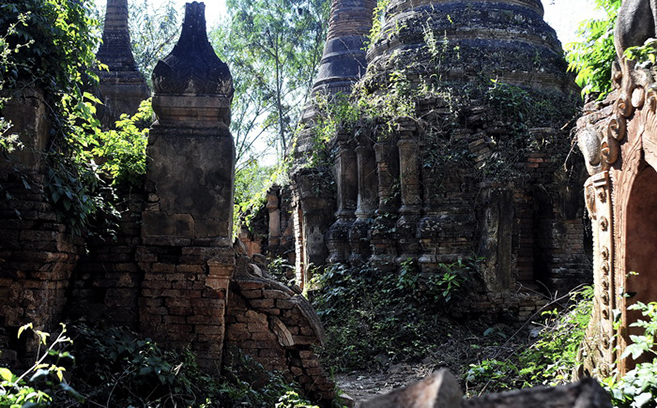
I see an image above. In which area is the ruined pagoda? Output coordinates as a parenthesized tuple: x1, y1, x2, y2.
(289, 0, 377, 285)
(286, 0, 589, 316)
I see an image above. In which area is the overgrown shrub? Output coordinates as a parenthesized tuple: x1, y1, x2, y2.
(311, 258, 482, 372)
(465, 286, 593, 394)
(69, 324, 319, 407)
(91, 99, 152, 188)
(605, 301, 657, 408)
(0, 324, 81, 407)
(1, 322, 322, 407)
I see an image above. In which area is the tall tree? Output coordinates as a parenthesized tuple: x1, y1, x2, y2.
(128, 0, 180, 85)
(565, 0, 621, 98)
(211, 0, 329, 165)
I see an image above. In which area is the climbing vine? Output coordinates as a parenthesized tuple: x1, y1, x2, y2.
(0, 0, 156, 237)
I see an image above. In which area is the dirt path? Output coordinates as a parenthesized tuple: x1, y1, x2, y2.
(335, 363, 436, 403)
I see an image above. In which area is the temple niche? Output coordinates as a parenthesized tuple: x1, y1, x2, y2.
(576, 4, 657, 375)
(282, 0, 590, 316)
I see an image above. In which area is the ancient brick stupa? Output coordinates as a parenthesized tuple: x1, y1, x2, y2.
(288, 0, 377, 283)
(287, 0, 589, 316)
(96, 0, 150, 128)
(139, 1, 235, 369)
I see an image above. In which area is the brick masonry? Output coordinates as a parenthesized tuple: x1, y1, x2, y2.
(225, 263, 336, 404)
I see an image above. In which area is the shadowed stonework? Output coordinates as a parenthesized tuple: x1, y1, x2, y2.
(290, 0, 377, 285)
(138, 2, 235, 369)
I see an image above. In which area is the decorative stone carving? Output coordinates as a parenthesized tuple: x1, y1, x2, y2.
(584, 172, 615, 371)
(152, 2, 233, 128)
(576, 4, 657, 374)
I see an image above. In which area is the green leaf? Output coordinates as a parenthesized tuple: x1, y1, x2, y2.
(635, 392, 653, 407)
(0, 367, 14, 382)
(17, 323, 33, 339)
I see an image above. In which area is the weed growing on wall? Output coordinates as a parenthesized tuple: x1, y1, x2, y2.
(366, 0, 392, 48)
(90, 99, 152, 188)
(0, 324, 82, 407)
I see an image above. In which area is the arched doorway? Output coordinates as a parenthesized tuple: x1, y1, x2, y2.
(623, 163, 657, 369)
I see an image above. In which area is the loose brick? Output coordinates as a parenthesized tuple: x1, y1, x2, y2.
(250, 299, 275, 309)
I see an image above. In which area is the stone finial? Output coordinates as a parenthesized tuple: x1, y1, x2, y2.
(152, 2, 233, 127)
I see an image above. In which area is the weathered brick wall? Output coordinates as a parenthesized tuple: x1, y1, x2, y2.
(0, 172, 81, 366)
(225, 266, 335, 404)
(68, 193, 145, 329)
(137, 240, 234, 369)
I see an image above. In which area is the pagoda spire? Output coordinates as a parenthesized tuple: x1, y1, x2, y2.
(97, 0, 137, 71)
(95, 0, 150, 128)
(312, 0, 377, 95)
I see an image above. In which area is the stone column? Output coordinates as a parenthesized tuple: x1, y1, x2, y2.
(369, 133, 400, 271)
(478, 183, 514, 292)
(396, 120, 421, 264)
(139, 2, 235, 369)
(418, 168, 441, 273)
(349, 130, 377, 265)
(96, 0, 150, 128)
(267, 186, 282, 250)
(326, 131, 357, 264)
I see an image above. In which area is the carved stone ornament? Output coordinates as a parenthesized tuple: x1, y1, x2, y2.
(584, 171, 616, 362)
(152, 2, 234, 127)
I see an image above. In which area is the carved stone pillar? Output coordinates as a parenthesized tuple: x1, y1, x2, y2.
(139, 2, 235, 369)
(326, 131, 357, 264)
(96, 0, 150, 128)
(396, 120, 421, 264)
(267, 186, 282, 249)
(584, 171, 615, 374)
(349, 131, 377, 265)
(369, 135, 399, 271)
